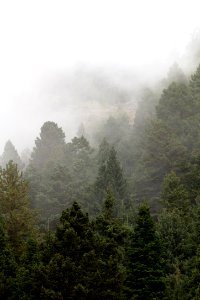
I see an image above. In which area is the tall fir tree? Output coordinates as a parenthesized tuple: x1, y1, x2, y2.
(30, 121, 66, 170)
(125, 204, 165, 299)
(95, 146, 127, 216)
(94, 189, 127, 300)
(0, 161, 35, 257)
(1, 140, 23, 169)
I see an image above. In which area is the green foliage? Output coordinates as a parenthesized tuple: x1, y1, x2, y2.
(96, 138, 110, 166)
(30, 121, 66, 170)
(94, 190, 127, 299)
(27, 126, 96, 227)
(14, 238, 44, 300)
(3, 57, 200, 299)
(133, 119, 187, 207)
(95, 145, 127, 216)
(0, 216, 16, 299)
(0, 161, 35, 257)
(162, 171, 190, 211)
(130, 67, 200, 207)
(95, 114, 133, 174)
(125, 204, 166, 299)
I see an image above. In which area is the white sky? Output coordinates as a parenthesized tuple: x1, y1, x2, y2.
(0, 0, 200, 153)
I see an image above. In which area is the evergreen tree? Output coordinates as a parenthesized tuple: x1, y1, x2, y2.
(166, 63, 187, 85)
(97, 138, 110, 166)
(95, 146, 126, 198)
(30, 121, 66, 170)
(162, 171, 190, 212)
(0, 161, 35, 257)
(94, 189, 127, 299)
(157, 206, 194, 300)
(14, 238, 45, 300)
(1, 140, 23, 169)
(133, 119, 187, 207)
(187, 246, 200, 299)
(126, 204, 165, 299)
(41, 202, 97, 299)
(0, 216, 16, 299)
(156, 82, 190, 130)
(21, 148, 31, 168)
(95, 146, 127, 216)
(27, 122, 67, 227)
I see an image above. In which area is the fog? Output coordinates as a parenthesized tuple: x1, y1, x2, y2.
(1, 0, 200, 154)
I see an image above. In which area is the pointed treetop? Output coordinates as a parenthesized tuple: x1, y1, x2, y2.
(97, 138, 110, 165)
(167, 62, 187, 84)
(1, 140, 23, 169)
(30, 121, 66, 169)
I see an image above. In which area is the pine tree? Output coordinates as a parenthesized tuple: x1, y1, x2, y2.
(162, 171, 190, 212)
(133, 118, 187, 208)
(0, 161, 35, 257)
(27, 121, 67, 227)
(97, 138, 110, 166)
(14, 238, 45, 300)
(94, 189, 127, 299)
(126, 204, 165, 299)
(30, 121, 66, 170)
(0, 216, 16, 299)
(156, 82, 190, 130)
(41, 202, 97, 299)
(166, 63, 187, 85)
(95, 146, 127, 215)
(1, 140, 23, 169)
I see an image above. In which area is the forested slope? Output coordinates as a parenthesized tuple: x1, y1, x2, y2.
(1, 63, 200, 298)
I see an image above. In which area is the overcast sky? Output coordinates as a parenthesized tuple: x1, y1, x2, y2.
(0, 0, 200, 153)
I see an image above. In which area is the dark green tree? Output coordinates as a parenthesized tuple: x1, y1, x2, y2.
(41, 202, 97, 299)
(126, 204, 165, 299)
(162, 171, 190, 212)
(94, 189, 127, 299)
(0, 216, 16, 299)
(14, 238, 45, 300)
(133, 119, 187, 207)
(95, 146, 127, 216)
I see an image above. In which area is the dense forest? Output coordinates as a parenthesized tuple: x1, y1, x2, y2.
(2, 60, 200, 299)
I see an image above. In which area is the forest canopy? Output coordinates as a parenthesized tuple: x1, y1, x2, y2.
(2, 58, 200, 299)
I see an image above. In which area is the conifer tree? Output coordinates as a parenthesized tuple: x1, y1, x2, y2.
(30, 121, 66, 170)
(41, 202, 97, 299)
(1, 140, 23, 169)
(14, 238, 44, 300)
(95, 146, 127, 215)
(97, 138, 110, 166)
(0, 161, 35, 257)
(0, 216, 16, 299)
(27, 121, 68, 226)
(126, 204, 165, 299)
(162, 171, 190, 212)
(94, 189, 127, 300)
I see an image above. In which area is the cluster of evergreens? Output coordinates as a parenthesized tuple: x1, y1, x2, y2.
(2, 62, 200, 298)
